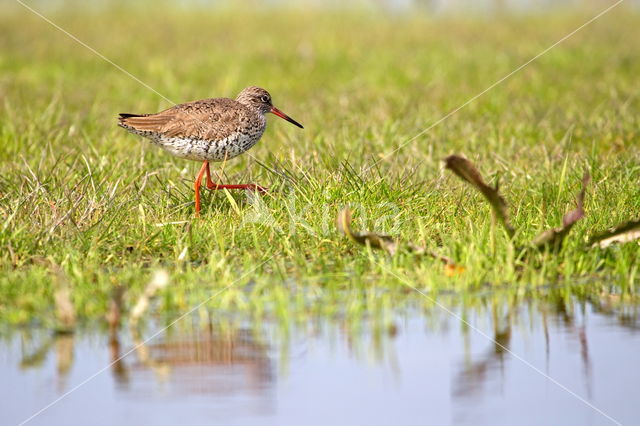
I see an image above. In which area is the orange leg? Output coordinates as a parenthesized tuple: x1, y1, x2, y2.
(194, 161, 208, 216)
(205, 163, 267, 194)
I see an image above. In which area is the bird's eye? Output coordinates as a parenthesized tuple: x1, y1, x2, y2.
(260, 95, 270, 103)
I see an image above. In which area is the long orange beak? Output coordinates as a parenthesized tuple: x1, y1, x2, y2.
(270, 106, 304, 129)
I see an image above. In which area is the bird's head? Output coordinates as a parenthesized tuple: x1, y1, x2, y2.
(236, 86, 303, 129)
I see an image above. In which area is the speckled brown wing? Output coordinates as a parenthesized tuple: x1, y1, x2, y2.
(119, 98, 250, 141)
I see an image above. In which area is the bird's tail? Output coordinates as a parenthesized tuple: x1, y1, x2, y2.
(118, 113, 148, 132)
(118, 113, 171, 134)
(119, 113, 144, 119)
(118, 112, 145, 123)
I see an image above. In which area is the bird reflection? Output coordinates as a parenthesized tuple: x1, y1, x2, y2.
(18, 320, 273, 410)
(122, 324, 274, 398)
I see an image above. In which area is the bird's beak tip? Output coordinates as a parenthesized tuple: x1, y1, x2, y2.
(270, 106, 304, 129)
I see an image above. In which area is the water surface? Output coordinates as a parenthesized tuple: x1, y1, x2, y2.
(3, 293, 639, 425)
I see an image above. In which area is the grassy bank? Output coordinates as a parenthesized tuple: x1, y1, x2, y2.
(1, 4, 639, 326)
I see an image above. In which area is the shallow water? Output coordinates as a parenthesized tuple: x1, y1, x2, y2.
(2, 296, 639, 426)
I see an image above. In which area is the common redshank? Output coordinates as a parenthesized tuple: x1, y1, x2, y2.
(118, 86, 303, 215)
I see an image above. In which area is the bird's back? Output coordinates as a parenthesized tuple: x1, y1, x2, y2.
(118, 97, 264, 142)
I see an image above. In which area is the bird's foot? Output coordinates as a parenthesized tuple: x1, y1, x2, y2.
(206, 183, 268, 194)
(246, 184, 268, 194)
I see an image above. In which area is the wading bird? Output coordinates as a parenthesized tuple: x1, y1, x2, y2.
(118, 86, 303, 215)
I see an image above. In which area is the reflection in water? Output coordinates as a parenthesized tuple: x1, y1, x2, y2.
(54, 334, 74, 392)
(17, 320, 274, 404)
(19, 332, 75, 393)
(6, 288, 640, 425)
(109, 333, 130, 388)
(104, 327, 274, 397)
(453, 311, 512, 400)
(450, 290, 639, 419)
(452, 294, 601, 405)
(126, 326, 272, 397)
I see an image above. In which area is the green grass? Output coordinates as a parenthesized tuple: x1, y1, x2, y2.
(0, 4, 639, 328)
